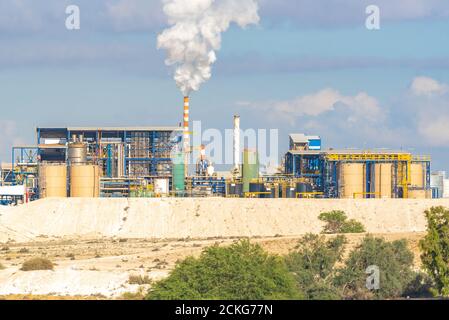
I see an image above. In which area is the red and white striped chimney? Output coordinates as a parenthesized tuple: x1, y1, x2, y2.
(183, 96, 190, 169)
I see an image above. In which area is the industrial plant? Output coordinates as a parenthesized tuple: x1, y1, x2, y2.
(0, 96, 442, 206)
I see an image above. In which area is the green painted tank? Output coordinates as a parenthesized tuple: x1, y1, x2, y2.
(172, 152, 185, 192)
(242, 149, 259, 193)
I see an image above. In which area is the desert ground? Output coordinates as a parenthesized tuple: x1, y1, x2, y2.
(0, 197, 444, 299)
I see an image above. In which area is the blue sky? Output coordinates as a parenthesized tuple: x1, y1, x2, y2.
(0, 0, 449, 171)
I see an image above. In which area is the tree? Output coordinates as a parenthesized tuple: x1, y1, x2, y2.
(334, 236, 415, 299)
(146, 240, 302, 300)
(419, 206, 449, 297)
(318, 210, 365, 234)
(285, 234, 346, 300)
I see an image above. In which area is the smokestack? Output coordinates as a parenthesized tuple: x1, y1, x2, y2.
(233, 115, 240, 170)
(183, 96, 190, 172)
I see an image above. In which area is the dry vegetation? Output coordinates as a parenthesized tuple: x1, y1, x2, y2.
(0, 232, 426, 299)
(21, 258, 54, 271)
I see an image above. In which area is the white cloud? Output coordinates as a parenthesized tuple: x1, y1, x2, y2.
(410, 76, 448, 97)
(242, 88, 382, 125)
(418, 116, 449, 146)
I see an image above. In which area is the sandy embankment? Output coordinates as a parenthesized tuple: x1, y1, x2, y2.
(0, 198, 444, 243)
(0, 198, 445, 298)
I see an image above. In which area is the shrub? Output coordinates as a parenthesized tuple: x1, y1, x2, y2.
(285, 234, 346, 300)
(0, 263, 5, 270)
(319, 211, 365, 234)
(21, 258, 54, 271)
(333, 236, 415, 299)
(18, 248, 30, 254)
(403, 272, 434, 299)
(128, 274, 152, 285)
(419, 206, 449, 297)
(146, 240, 302, 300)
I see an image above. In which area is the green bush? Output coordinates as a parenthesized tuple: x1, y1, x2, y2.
(319, 211, 365, 234)
(285, 234, 346, 300)
(146, 240, 302, 300)
(334, 236, 415, 299)
(419, 206, 449, 297)
(21, 257, 54, 271)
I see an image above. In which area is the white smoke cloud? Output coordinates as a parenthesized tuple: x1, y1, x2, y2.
(157, 0, 259, 96)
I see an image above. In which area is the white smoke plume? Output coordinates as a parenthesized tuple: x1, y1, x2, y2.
(157, 0, 259, 96)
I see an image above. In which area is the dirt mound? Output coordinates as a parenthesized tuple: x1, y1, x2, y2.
(0, 198, 445, 243)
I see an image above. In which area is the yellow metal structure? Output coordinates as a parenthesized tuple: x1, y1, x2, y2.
(326, 153, 412, 162)
(326, 152, 415, 199)
(353, 192, 381, 198)
(244, 191, 272, 198)
(296, 192, 324, 198)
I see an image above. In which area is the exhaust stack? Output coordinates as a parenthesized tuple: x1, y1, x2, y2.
(233, 115, 240, 171)
(183, 96, 190, 173)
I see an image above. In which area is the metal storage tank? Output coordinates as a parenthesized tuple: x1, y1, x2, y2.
(296, 182, 313, 194)
(283, 185, 296, 198)
(70, 165, 100, 197)
(243, 149, 259, 194)
(39, 164, 67, 198)
(249, 182, 264, 193)
(154, 178, 169, 195)
(172, 153, 185, 192)
(340, 163, 365, 199)
(68, 143, 87, 164)
(374, 164, 392, 198)
(227, 183, 243, 197)
(408, 189, 427, 199)
(262, 184, 276, 198)
(410, 163, 424, 188)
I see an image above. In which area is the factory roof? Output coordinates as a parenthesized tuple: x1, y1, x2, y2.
(287, 149, 412, 155)
(289, 133, 320, 143)
(37, 126, 183, 132)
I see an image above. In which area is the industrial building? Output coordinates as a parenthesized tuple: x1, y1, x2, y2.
(0, 122, 434, 205)
(0, 95, 435, 205)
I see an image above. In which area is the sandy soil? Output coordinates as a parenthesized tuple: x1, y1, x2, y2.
(0, 232, 426, 299)
(0, 198, 445, 243)
(0, 197, 440, 299)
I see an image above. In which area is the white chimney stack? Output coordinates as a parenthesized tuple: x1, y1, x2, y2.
(233, 115, 240, 170)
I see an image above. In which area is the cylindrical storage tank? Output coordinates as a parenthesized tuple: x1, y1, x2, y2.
(408, 189, 427, 199)
(283, 185, 296, 198)
(172, 153, 185, 192)
(70, 165, 100, 197)
(68, 143, 87, 164)
(374, 164, 392, 198)
(243, 149, 259, 194)
(249, 183, 264, 197)
(410, 163, 424, 188)
(154, 178, 169, 195)
(340, 163, 365, 199)
(227, 183, 243, 197)
(296, 183, 313, 194)
(39, 164, 67, 198)
(262, 184, 276, 198)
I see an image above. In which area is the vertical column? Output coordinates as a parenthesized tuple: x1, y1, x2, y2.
(183, 96, 190, 175)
